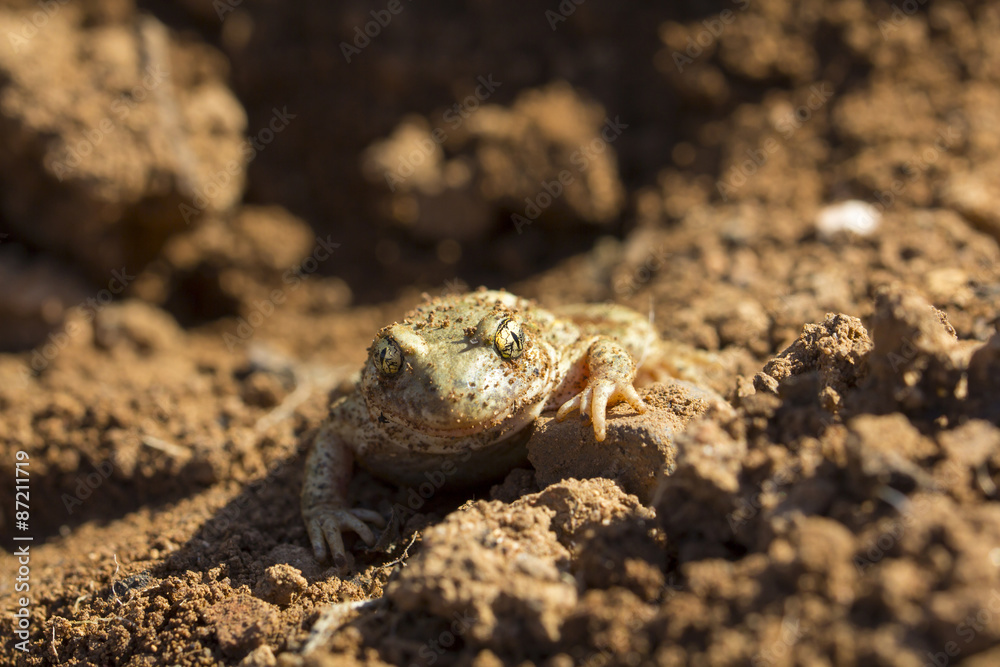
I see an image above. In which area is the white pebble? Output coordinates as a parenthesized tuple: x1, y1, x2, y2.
(815, 200, 881, 238)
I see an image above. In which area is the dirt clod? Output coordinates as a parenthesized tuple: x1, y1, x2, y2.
(204, 594, 280, 657)
(528, 380, 730, 503)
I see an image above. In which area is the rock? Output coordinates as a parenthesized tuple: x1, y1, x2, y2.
(528, 380, 732, 503)
(238, 645, 276, 667)
(203, 594, 279, 657)
(253, 564, 307, 607)
(0, 8, 246, 280)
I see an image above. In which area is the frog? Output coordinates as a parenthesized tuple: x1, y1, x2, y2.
(301, 288, 671, 565)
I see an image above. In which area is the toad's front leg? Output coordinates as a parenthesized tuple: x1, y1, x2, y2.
(301, 421, 385, 567)
(555, 337, 647, 441)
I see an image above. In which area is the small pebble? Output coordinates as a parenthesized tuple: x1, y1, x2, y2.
(816, 200, 881, 238)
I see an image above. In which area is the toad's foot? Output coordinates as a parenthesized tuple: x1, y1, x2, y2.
(555, 338, 647, 441)
(303, 504, 386, 567)
(301, 419, 386, 566)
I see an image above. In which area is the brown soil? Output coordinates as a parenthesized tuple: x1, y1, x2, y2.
(3, 0, 1000, 665)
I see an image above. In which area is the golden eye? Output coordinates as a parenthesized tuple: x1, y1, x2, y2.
(494, 317, 524, 360)
(373, 337, 403, 375)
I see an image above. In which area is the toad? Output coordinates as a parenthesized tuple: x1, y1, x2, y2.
(302, 289, 662, 564)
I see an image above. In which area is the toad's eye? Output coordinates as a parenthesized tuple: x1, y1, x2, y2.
(373, 337, 403, 375)
(494, 317, 525, 360)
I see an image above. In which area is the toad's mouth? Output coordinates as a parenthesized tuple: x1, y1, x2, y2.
(371, 396, 546, 440)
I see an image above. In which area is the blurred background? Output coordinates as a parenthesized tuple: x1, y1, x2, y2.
(3, 0, 996, 352)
